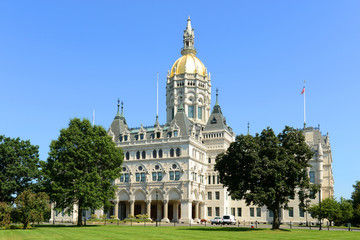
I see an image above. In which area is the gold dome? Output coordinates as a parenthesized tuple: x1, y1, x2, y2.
(170, 54, 207, 77)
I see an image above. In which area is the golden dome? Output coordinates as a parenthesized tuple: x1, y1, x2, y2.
(170, 54, 207, 77)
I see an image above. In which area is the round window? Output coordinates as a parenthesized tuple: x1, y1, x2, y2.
(155, 165, 160, 170)
(138, 166, 143, 171)
(172, 164, 177, 169)
(122, 167, 126, 172)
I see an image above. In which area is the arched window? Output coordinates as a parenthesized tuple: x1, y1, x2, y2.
(142, 151, 146, 159)
(159, 149, 163, 158)
(126, 152, 130, 160)
(176, 148, 181, 157)
(170, 148, 174, 157)
(153, 150, 157, 159)
(136, 151, 140, 160)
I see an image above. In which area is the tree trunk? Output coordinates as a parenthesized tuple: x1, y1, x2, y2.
(23, 220, 28, 229)
(272, 208, 280, 230)
(77, 206, 83, 226)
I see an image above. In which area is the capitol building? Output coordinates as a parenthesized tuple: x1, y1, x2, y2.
(51, 18, 334, 224)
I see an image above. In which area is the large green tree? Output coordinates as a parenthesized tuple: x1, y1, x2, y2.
(42, 118, 123, 226)
(215, 126, 318, 229)
(308, 197, 340, 224)
(14, 190, 49, 229)
(0, 135, 41, 203)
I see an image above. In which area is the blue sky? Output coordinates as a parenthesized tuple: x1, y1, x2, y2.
(1, 1, 359, 199)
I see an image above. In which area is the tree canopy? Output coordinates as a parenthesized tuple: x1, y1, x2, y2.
(215, 126, 318, 229)
(0, 135, 41, 203)
(42, 118, 123, 226)
(351, 181, 360, 226)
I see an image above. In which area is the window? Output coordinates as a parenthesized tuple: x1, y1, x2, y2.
(142, 151, 146, 159)
(168, 132, 172, 138)
(208, 192, 212, 200)
(124, 135, 128, 141)
(141, 173, 145, 182)
(213, 175, 215, 184)
(217, 175, 220, 184)
(157, 172, 162, 181)
(169, 171, 174, 180)
(159, 149, 163, 158)
(120, 175, 124, 182)
(135, 135, 138, 141)
(176, 148, 181, 157)
(152, 172, 156, 181)
(256, 208, 261, 217)
(136, 173, 140, 182)
(208, 207, 212, 217)
(119, 135, 123, 142)
(174, 130, 178, 137)
(231, 208, 235, 216)
(136, 151, 140, 159)
(156, 132, 161, 139)
(171, 107, 174, 120)
(175, 171, 180, 180)
(215, 191, 220, 200)
(170, 148, 174, 157)
(237, 208, 242, 217)
(299, 207, 304, 217)
(140, 134, 144, 140)
(153, 150, 157, 158)
(215, 207, 220, 216)
(250, 208, 255, 217)
(208, 158, 211, 163)
(269, 210, 273, 217)
(310, 190, 316, 199)
(124, 173, 129, 182)
(289, 207, 294, 217)
(126, 152, 129, 160)
(198, 106, 202, 119)
(309, 171, 315, 183)
(188, 106, 194, 118)
(208, 176, 211, 184)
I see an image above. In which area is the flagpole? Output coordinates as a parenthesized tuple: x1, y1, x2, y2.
(303, 80, 306, 129)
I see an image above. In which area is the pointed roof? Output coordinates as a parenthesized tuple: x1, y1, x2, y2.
(204, 90, 232, 133)
(108, 100, 128, 143)
(169, 103, 192, 137)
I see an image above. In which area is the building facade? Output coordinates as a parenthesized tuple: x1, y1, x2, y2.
(50, 18, 334, 224)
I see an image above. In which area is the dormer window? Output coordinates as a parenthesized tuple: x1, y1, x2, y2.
(135, 135, 138, 141)
(140, 134, 144, 140)
(174, 131, 178, 137)
(168, 132, 172, 138)
(119, 135, 123, 142)
(156, 132, 161, 139)
(124, 135, 128, 141)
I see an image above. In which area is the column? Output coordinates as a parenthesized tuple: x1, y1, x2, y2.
(179, 200, 192, 224)
(194, 201, 199, 222)
(129, 200, 135, 217)
(202, 202, 207, 220)
(146, 200, 151, 218)
(114, 201, 119, 219)
(173, 202, 179, 222)
(156, 200, 161, 221)
(162, 200, 169, 222)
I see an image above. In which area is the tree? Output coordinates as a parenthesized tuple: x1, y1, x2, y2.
(42, 118, 123, 226)
(0, 135, 41, 203)
(308, 197, 340, 225)
(215, 126, 318, 229)
(0, 202, 12, 227)
(338, 197, 353, 225)
(351, 181, 360, 226)
(14, 190, 49, 229)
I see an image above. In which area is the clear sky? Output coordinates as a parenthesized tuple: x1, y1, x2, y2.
(1, 0, 359, 199)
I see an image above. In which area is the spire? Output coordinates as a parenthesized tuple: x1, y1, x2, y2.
(318, 142, 323, 157)
(247, 122, 250, 135)
(215, 88, 219, 106)
(181, 17, 197, 55)
(115, 99, 121, 119)
(120, 101, 124, 117)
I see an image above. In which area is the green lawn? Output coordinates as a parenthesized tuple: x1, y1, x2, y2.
(0, 225, 360, 240)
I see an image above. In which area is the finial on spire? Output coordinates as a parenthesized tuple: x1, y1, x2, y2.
(121, 101, 124, 117)
(247, 122, 250, 135)
(181, 17, 196, 55)
(117, 98, 120, 113)
(215, 88, 219, 106)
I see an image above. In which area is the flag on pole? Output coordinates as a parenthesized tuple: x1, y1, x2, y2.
(301, 85, 305, 95)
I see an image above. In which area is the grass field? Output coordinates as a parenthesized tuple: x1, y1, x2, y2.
(1, 225, 360, 240)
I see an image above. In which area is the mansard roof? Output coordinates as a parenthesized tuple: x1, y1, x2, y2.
(204, 102, 233, 133)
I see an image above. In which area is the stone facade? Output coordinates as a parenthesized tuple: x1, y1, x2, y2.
(50, 18, 334, 224)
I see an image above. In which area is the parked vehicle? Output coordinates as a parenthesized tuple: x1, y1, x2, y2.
(210, 216, 222, 225)
(222, 215, 236, 225)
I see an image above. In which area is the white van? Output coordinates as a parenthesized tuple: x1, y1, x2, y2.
(222, 215, 236, 225)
